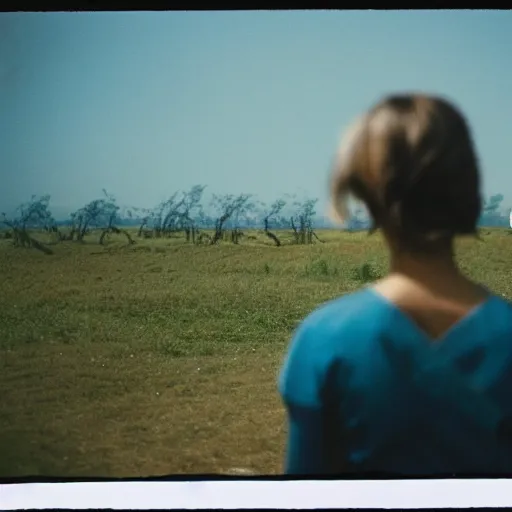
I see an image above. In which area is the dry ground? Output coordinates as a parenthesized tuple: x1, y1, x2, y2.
(1, 228, 511, 477)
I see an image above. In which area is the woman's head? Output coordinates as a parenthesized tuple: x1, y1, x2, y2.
(330, 93, 482, 253)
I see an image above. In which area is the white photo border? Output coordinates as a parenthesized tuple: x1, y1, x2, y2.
(2, 479, 512, 510)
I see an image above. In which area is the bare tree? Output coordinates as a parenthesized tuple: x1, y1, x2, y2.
(138, 185, 206, 242)
(1, 195, 56, 254)
(483, 194, 504, 215)
(134, 192, 184, 238)
(290, 197, 322, 244)
(67, 200, 109, 242)
(210, 193, 252, 245)
(97, 190, 136, 245)
(132, 206, 155, 239)
(141, 192, 178, 238)
(158, 193, 184, 237)
(67, 190, 135, 245)
(262, 199, 286, 246)
(230, 195, 255, 244)
(345, 203, 369, 232)
(193, 209, 212, 244)
(480, 194, 505, 227)
(176, 185, 206, 243)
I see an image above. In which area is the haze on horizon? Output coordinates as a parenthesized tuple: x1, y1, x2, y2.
(1, 10, 511, 219)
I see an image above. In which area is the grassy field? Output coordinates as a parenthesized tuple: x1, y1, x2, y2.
(1, 228, 512, 478)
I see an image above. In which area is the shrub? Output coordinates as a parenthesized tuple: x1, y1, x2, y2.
(352, 262, 381, 283)
(305, 258, 339, 277)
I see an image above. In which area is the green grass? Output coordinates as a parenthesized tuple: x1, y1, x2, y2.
(0, 227, 511, 477)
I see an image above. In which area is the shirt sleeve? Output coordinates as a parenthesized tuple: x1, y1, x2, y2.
(278, 320, 328, 474)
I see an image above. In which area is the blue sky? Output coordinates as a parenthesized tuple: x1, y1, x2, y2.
(1, 10, 511, 218)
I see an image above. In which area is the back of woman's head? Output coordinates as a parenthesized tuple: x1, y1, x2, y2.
(330, 93, 482, 252)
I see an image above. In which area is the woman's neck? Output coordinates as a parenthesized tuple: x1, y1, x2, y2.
(388, 246, 463, 287)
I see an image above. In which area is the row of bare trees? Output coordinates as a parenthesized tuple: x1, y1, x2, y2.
(0, 186, 324, 255)
(4, 187, 509, 255)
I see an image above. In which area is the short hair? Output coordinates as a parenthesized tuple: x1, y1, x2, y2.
(329, 93, 482, 252)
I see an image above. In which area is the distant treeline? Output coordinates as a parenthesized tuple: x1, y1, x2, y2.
(0, 187, 509, 255)
(49, 190, 509, 230)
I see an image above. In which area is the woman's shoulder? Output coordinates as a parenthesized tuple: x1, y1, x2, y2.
(488, 293, 512, 310)
(482, 293, 512, 330)
(298, 287, 386, 340)
(280, 288, 388, 404)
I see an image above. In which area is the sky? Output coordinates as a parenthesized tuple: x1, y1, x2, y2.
(1, 10, 511, 219)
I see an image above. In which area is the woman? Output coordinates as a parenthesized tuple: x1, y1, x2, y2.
(278, 94, 512, 475)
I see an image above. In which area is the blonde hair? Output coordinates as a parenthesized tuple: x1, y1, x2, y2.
(329, 94, 482, 251)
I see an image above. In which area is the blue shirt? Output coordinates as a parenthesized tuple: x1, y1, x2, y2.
(278, 287, 512, 475)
